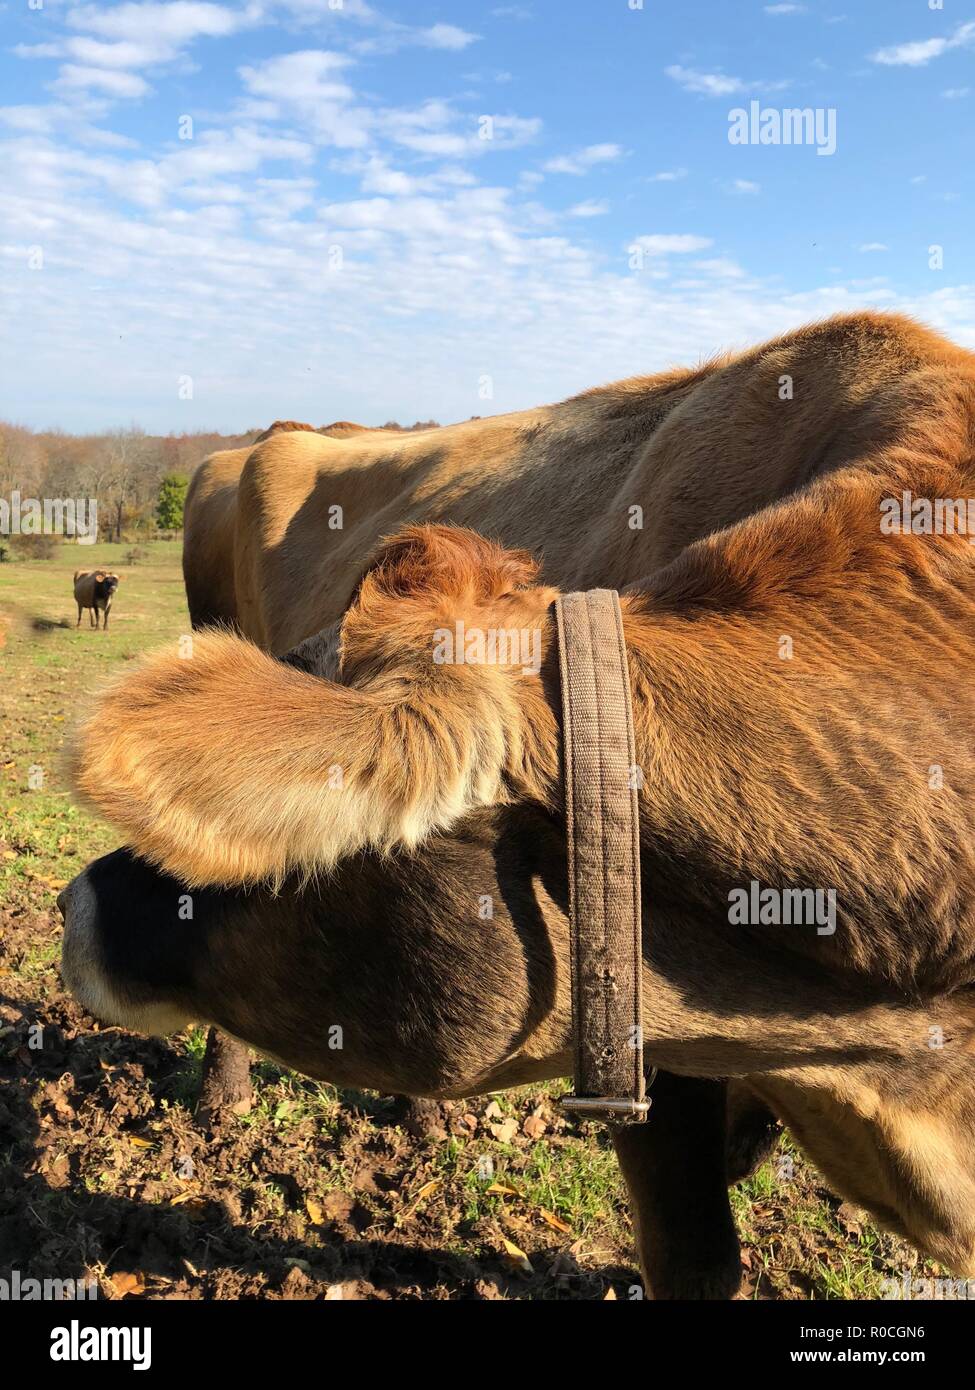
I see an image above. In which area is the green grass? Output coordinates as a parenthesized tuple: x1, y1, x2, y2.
(0, 540, 187, 889)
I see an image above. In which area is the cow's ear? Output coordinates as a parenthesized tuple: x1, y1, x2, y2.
(67, 623, 558, 889)
(339, 525, 549, 686)
(93, 571, 106, 582)
(355, 525, 538, 609)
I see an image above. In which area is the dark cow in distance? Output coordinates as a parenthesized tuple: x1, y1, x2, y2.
(63, 313, 975, 1297)
(73, 569, 119, 630)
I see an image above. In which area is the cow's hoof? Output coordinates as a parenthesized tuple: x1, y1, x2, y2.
(649, 1248, 743, 1301)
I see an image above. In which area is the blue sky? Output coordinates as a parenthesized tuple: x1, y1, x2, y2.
(1, 0, 973, 432)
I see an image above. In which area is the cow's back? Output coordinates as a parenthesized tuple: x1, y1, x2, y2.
(73, 570, 95, 604)
(232, 312, 975, 654)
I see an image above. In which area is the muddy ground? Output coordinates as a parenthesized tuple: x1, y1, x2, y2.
(0, 889, 929, 1302)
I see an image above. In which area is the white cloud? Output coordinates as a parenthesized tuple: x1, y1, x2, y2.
(13, 44, 63, 59)
(694, 257, 747, 278)
(765, 3, 806, 13)
(665, 65, 743, 96)
(239, 50, 370, 148)
(236, 56, 540, 158)
(387, 109, 540, 158)
(423, 24, 480, 51)
(543, 142, 622, 175)
(730, 178, 760, 194)
(66, 2, 259, 44)
(943, 87, 970, 100)
(858, 242, 889, 253)
(871, 20, 975, 67)
(665, 65, 789, 97)
(275, 0, 378, 19)
(0, 102, 136, 147)
(631, 234, 714, 255)
(54, 65, 151, 98)
(648, 168, 687, 182)
(568, 199, 609, 217)
(16, 3, 265, 109)
(5, 136, 975, 438)
(352, 20, 479, 55)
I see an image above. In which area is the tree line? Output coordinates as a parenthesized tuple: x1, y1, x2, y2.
(0, 418, 441, 545)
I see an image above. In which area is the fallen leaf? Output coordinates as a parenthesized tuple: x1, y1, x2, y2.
(485, 1182, 520, 1197)
(490, 1118, 519, 1144)
(538, 1208, 572, 1234)
(500, 1237, 533, 1276)
(305, 1197, 324, 1224)
(110, 1272, 146, 1298)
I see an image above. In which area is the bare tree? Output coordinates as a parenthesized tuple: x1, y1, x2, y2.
(103, 427, 149, 541)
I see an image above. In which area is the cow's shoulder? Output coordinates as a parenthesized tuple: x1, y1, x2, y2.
(186, 444, 252, 510)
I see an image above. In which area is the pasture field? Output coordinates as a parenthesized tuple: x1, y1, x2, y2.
(0, 542, 932, 1300)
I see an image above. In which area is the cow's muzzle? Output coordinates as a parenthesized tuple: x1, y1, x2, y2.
(59, 861, 193, 1036)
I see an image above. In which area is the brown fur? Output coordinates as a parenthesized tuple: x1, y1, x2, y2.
(252, 419, 320, 444)
(68, 311, 975, 1273)
(182, 419, 404, 629)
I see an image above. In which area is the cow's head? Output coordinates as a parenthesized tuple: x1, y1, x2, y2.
(95, 573, 120, 600)
(58, 803, 572, 1095)
(67, 526, 564, 888)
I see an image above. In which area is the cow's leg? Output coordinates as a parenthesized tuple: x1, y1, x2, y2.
(90, 608, 97, 628)
(725, 1080, 781, 1184)
(76, 605, 82, 628)
(102, 604, 110, 631)
(751, 1072, 975, 1275)
(612, 1073, 741, 1299)
(196, 1027, 252, 1129)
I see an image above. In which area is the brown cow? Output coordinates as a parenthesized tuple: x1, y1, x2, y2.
(73, 569, 119, 630)
(182, 419, 402, 629)
(64, 312, 975, 1294)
